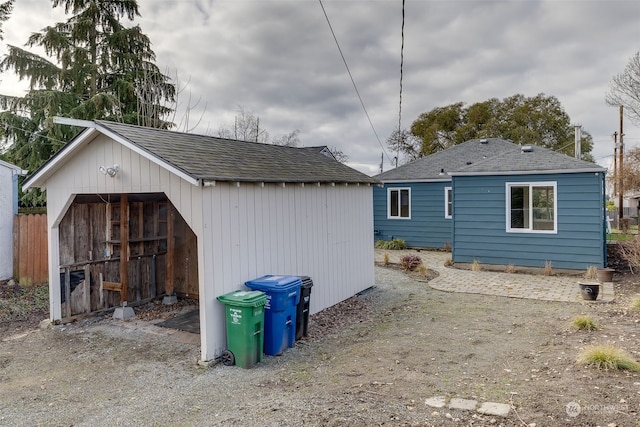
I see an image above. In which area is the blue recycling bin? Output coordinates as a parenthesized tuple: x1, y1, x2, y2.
(245, 275, 302, 356)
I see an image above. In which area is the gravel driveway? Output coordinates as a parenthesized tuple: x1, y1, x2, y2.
(1, 262, 639, 426)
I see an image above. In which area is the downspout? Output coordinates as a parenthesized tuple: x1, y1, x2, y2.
(12, 173, 19, 214)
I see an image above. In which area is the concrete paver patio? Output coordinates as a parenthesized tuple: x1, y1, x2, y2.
(375, 249, 614, 303)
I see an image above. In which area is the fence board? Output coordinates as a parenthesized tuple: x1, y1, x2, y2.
(13, 214, 48, 285)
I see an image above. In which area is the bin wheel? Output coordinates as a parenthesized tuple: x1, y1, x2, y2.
(221, 350, 235, 366)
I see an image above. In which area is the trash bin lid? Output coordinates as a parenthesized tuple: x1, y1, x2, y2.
(217, 290, 267, 307)
(245, 275, 302, 293)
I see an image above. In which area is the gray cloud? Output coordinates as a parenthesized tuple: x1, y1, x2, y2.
(1, 0, 639, 174)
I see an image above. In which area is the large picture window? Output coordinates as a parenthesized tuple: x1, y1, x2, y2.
(444, 187, 452, 219)
(506, 182, 557, 233)
(388, 188, 411, 219)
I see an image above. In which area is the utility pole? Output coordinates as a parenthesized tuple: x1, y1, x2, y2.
(613, 132, 618, 196)
(618, 106, 624, 222)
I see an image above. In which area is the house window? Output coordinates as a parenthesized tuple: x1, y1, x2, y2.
(445, 187, 452, 219)
(507, 182, 557, 233)
(388, 188, 411, 219)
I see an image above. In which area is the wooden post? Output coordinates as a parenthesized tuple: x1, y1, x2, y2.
(83, 263, 91, 313)
(64, 267, 71, 318)
(618, 106, 624, 222)
(166, 204, 174, 296)
(119, 194, 129, 303)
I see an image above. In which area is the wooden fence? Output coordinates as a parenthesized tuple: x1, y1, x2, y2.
(13, 214, 48, 285)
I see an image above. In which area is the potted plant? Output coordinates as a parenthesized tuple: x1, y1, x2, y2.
(578, 282, 600, 301)
(596, 267, 615, 283)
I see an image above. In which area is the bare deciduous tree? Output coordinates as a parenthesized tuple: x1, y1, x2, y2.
(606, 51, 640, 126)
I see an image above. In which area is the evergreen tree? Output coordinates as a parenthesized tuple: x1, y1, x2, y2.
(0, 0, 175, 206)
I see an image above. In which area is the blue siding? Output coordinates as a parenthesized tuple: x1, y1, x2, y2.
(373, 182, 452, 249)
(452, 172, 606, 270)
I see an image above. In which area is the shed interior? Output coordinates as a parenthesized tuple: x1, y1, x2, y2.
(58, 192, 198, 318)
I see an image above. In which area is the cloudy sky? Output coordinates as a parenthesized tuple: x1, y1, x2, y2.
(1, 0, 639, 176)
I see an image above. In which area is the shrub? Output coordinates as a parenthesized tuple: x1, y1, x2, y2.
(374, 239, 407, 250)
(570, 315, 598, 331)
(618, 237, 640, 273)
(400, 254, 422, 271)
(577, 344, 640, 372)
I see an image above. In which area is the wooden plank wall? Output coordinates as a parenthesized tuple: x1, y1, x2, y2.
(13, 213, 48, 285)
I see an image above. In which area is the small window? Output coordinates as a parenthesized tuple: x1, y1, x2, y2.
(444, 187, 452, 219)
(506, 182, 557, 233)
(388, 188, 411, 219)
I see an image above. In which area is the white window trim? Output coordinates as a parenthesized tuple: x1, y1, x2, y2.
(387, 187, 411, 219)
(506, 181, 557, 234)
(444, 186, 452, 219)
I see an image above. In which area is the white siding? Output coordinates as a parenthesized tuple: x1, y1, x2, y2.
(0, 165, 16, 280)
(199, 182, 374, 360)
(38, 133, 374, 363)
(42, 134, 204, 322)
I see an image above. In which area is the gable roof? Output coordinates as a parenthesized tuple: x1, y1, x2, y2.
(375, 138, 518, 182)
(451, 143, 605, 176)
(24, 120, 378, 190)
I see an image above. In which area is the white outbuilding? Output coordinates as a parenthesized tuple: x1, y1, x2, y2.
(0, 159, 26, 281)
(23, 119, 378, 362)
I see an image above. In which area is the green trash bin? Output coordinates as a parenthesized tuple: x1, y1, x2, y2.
(217, 290, 267, 368)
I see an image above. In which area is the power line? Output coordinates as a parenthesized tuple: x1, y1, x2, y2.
(396, 0, 405, 165)
(317, 0, 392, 164)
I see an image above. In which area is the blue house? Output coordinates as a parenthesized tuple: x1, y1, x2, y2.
(373, 138, 607, 270)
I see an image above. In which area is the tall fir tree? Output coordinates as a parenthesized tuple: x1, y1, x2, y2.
(0, 0, 175, 206)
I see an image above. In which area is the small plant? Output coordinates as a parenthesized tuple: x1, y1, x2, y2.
(584, 265, 598, 280)
(374, 239, 407, 250)
(382, 252, 390, 266)
(629, 295, 640, 311)
(400, 254, 422, 271)
(577, 344, 640, 372)
(444, 257, 453, 267)
(471, 259, 481, 272)
(416, 263, 428, 277)
(570, 314, 598, 331)
(543, 260, 553, 276)
(505, 264, 516, 274)
(443, 242, 451, 253)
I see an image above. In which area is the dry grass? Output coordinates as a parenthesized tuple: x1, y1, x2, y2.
(577, 344, 640, 372)
(444, 257, 453, 267)
(630, 295, 640, 311)
(570, 314, 598, 331)
(443, 242, 451, 253)
(382, 252, 390, 266)
(543, 260, 553, 276)
(0, 282, 49, 322)
(584, 265, 598, 280)
(471, 259, 481, 272)
(416, 263, 428, 277)
(505, 264, 516, 274)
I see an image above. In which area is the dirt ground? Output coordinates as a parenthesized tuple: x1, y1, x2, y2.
(1, 245, 640, 426)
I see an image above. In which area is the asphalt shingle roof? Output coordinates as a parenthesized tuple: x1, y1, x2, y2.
(96, 121, 378, 184)
(375, 138, 519, 181)
(375, 138, 604, 181)
(453, 143, 605, 175)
